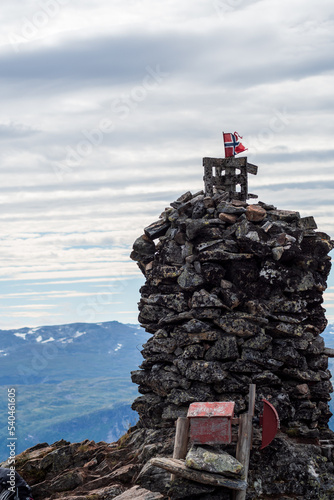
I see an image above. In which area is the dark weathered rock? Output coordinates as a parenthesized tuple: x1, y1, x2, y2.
(145, 219, 171, 240)
(167, 385, 215, 405)
(145, 293, 188, 313)
(205, 336, 239, 361)
(131, 234, 156, 261)
(174, 359, 228, 383)
(49, 470, 84, 492)
(198, 248, 253, 261)
(149, 264, 182, 280)
(298, 215, 318, 229)
(168, 477, 216, 499)
(267, 209, 300, 222)
(243, 332, 272, 350)
(191, 289, 224, 308)
(185, 219, 209, 240)
(138, 304, 171, 324)
(160, 240, 184, 265)
(218, 204, 246, 215)
(201, 262, 226, 285)
(253, 370, 281, 386)
(177, 267, 204, 291)
(214, 314, 264, 337)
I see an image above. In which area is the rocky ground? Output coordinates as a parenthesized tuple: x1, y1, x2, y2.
(1, 427, 172, 500)
(3, 423, 334, 499)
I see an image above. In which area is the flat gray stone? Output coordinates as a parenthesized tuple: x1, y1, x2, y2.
(144, 219, 171, 239)
(186, 445, 244, 476)
(177, 267, 204, 291)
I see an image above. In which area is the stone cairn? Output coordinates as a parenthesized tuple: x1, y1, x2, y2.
(130, 156, 334, 499)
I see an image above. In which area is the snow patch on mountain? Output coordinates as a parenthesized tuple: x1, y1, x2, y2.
(73, 331, 87, 338)
(14, 333, 27, 340)
(41, 337, 55, 343)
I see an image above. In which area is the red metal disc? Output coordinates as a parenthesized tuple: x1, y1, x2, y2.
(260, 399, 280, 449)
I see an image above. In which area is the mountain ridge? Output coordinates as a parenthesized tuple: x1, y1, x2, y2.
(0, 320, 150, 461)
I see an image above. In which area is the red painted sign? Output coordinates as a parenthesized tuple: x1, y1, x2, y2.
(187, 402, 235, 445)
(188, 402, 235, 418)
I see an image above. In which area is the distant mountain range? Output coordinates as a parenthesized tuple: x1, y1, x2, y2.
(0, 320, 149, 385)
(0, 320, 334, 463)
(322, 322, 334, 349)
(0, 321, 150, 462)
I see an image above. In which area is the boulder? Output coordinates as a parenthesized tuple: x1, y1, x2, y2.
(185, 445, 244, 476)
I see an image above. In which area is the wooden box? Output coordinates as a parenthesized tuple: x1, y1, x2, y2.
(187, 402, 235, 445)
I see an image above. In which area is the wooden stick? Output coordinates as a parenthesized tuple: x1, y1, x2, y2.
(248, 384, 256, 416)
(248, 383, 256, 451)
(150, 457, 247, 491)
(234, 414, 253, 500)
(234, 384, 256, 500)
(171, 417, 189, 481)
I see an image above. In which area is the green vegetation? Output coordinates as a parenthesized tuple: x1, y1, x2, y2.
(0, 376, 139, 461)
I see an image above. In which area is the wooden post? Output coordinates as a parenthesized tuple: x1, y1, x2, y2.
(248, 384, 256, 417)
(171, 417, 189, 481)
(248, 383, 256, 452)
(234, 384, 256, 500)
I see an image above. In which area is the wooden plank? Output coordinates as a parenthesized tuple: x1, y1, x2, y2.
(171, 417, 190, 481)
(234, 414, 253, 500)
(248, 384, 256, 454)
(233, 385, 256, 500)
(173, 417, 190, 459)
(150, 457, 247, 491)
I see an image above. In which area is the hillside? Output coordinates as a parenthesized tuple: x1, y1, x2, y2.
(0, 321, 150, 461)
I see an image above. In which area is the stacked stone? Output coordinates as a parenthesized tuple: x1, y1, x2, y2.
(130, 190, 334, 440)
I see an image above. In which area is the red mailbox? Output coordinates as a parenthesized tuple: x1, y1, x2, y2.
(187, 402, 235, 445)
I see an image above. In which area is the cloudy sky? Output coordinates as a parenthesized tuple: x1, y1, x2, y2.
(0, 0, 333, 329)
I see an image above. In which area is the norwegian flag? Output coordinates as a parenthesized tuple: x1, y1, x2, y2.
(223, 131, 247, 157)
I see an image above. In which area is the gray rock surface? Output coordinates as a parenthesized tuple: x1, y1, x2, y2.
(185, 445, 244, 476)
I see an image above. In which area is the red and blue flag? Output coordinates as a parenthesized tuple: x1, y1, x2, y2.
(223, 132, 247, 157)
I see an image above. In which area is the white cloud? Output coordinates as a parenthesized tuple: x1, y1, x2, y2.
(0, 0, 333, 328)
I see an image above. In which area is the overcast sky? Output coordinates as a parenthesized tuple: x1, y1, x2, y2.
(0, 0, 334, 329)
